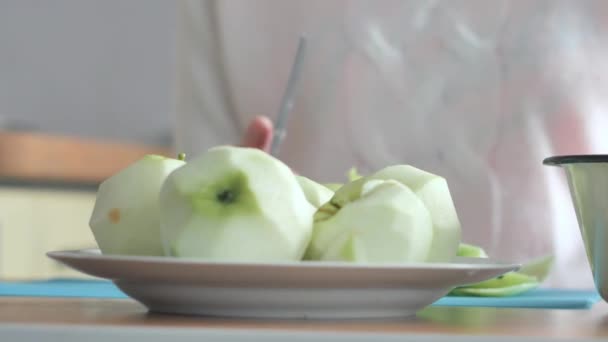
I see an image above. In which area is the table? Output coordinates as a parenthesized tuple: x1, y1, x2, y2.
(0, 297, 606, 341)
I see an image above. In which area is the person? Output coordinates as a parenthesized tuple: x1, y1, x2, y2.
(172, 0, 608, 289)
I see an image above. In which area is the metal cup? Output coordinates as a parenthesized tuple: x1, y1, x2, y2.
(544, 155, 608, 301)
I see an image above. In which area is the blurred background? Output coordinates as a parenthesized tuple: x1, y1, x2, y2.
(0, 0, 174, 145)
(0, 0, 604, 289)
(0, 0, 175, 279)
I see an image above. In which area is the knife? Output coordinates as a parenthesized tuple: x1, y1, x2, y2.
(270, 35, 308, 157)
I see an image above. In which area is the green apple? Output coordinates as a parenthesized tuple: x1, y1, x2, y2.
(89, 154, 186, 256)
(159, 146, 315, 262)
(296, 175, 334, 208)
(306, 178, 433, 263)
(369, 165, 462, 262)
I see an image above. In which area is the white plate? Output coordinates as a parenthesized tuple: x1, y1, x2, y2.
(47, 249, 519, 319)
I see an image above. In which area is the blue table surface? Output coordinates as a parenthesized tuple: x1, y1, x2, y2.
(0, 279, 601, 310)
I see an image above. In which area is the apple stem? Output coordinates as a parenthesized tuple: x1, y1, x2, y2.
(177, 153, 186, 161)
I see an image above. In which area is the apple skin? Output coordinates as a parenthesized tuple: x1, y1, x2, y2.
(323, 183, 343, 192)
(89, 154, 185, 256)
(457, 243, 488, 258)
(159, 146, 316, 262)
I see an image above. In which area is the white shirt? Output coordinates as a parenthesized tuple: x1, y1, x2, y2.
(173, 0, 608, 288)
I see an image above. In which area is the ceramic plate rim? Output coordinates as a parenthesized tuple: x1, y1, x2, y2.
(47, 248, 520, 271)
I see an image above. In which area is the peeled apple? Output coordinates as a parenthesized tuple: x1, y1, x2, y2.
(89, 154, 186, 256)
(306, 178, 434, 263)
(296, 175, 334, 208)
(159, 146, 316, 262)
(370, 165, 462, 262)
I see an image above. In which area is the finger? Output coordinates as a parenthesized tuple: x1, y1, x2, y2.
(240, 115, 274, 152)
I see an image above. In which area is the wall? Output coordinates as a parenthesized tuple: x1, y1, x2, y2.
(0, 0, 176, 146)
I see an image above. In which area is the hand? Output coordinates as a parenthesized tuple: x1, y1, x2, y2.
(240, 115, 297, 174)
(240, 115, 274, 152)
